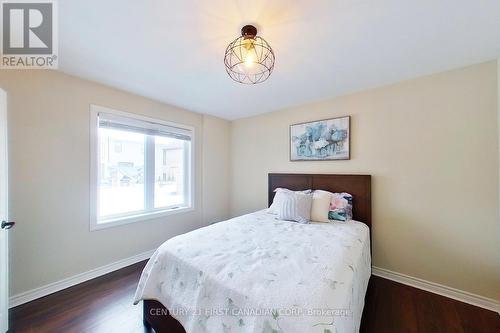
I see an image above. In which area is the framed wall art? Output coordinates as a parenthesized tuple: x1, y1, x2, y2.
(290, 116, 350, 161)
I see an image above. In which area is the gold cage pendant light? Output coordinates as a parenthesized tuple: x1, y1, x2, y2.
(224, 25, 275, 84)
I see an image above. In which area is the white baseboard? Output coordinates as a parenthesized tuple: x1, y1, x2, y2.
(372, 266, 499, 313)
(9, 249, 155, 308)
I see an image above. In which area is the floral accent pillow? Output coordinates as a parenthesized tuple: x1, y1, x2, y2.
(328, 192, 353, 221)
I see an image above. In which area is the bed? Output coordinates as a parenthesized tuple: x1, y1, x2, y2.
(134, 173, 372, 333)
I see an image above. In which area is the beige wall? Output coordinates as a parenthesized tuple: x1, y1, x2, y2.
(230, 61, 500, 300)
(497, 58, 500, 288)
(0, 70, 230, 296)
(202, 115, 230, 223)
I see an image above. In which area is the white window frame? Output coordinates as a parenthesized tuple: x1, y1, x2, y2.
(89, 105, 195, 231)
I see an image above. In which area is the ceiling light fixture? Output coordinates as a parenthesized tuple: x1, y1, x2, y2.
(224, 25, 275, 84)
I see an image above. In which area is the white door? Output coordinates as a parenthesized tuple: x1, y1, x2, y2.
(0, 89, 10, 333)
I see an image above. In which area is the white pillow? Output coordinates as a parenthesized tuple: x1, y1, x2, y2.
(310, 190, 332, 223)
(268, 188, 311, 214)
(277, 192, 312, 223)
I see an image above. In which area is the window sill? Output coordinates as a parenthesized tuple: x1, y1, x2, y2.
(90, 206, 194, 231)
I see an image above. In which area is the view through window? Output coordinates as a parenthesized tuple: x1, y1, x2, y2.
(95, 111, 192, 224)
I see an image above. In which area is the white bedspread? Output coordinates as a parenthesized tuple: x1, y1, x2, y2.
(134, 210, 371, 333)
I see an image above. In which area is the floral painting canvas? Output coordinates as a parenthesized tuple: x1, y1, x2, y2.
(290, 116, 350, 161)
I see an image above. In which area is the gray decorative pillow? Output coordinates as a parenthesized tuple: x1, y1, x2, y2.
(277, 192, 313, 223)
(268, 188, 312, 214)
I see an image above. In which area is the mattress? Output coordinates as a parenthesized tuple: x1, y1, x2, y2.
(134, 210, 371, 333)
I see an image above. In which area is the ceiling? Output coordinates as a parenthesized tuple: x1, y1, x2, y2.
(59, 0, 500, 120)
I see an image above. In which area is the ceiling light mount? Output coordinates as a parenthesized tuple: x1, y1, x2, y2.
(241, 25, 257, 39)
(224, 24, 275, 84)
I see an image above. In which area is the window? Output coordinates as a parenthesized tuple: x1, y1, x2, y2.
(90, 105, 194, 230)
(114, 142, 122, 153)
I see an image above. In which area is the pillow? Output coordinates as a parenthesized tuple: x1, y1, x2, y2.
(310, 190, 332, 223)
(277, 191, 312, 223)
(328, 192, 353, 221)
(268, 188, 312, 214)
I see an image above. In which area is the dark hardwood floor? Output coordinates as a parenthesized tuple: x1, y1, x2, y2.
(9, 262, 151, 333)
(360, 276, 499, 333)
(10, 261, 499, 333)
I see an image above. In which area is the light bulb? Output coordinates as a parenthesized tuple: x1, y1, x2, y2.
(242, 38, 255, 68)
(244, 52, 254, 67)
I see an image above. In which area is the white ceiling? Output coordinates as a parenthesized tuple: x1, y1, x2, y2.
(59, 0, 500, 120)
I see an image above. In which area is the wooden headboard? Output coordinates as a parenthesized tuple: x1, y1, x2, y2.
(268, 173, 372, 228)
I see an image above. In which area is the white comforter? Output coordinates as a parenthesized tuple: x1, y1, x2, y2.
(134, 210, 371, 333)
